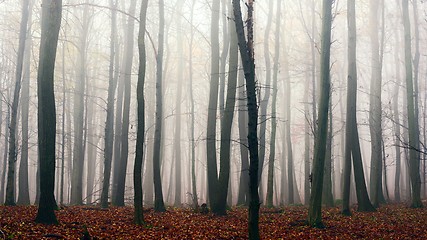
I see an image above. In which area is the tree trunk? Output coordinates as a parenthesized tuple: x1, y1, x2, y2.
(0, 93, 10, 204)
(322, 100, 334, 207)
(266, 0, 281, 208)
(308, 0, 332, 228)
(206, 0, 221, 213)
(153, 0, 166, 212)
(101, 0, 119, 209)
(70, 1, 90, 205)
(216, 4, 239, 214)
(134, 0, 148, 225)
(35, 0, 61, 224)
(17, 0, 33, 206)
(233, 0, 260, 238)
(115, 0, 137, 207)
(5, 0, 30, 206)
(237, 68, 249, 206)
(402, 0, 423, 208)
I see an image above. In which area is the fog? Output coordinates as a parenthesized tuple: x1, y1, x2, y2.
(0, 0, 426, 212)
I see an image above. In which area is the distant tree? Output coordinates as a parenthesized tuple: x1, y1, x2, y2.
(307, 0, 332, 228)
(5, 0, 30, 206)
(153, 0, 166, 212)
(266, 0, 281, 208)
(233, 0, 260, 238)
(35, 0, 62, 224)
(134, 0, 148, 225)
(101, 0, 119, 209)
(402, 0, 423, 208)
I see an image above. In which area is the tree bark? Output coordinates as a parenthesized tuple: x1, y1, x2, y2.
(35, 0, 61, 224)
(233, 0, 260, 238)
(308, 0, 332, 228)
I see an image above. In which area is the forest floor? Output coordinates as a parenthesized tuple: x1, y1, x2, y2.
(0, 203, 426, 239)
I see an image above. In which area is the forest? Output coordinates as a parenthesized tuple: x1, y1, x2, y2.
(1, 0, 427, 239)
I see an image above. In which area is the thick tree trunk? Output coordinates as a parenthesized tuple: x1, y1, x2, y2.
(35, 0, 61, 224)
(308, 0, 332, 228)
(5, 0, 30, 206)
(322, 101, 334, 207)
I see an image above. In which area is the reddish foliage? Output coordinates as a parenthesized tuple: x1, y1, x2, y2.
(0, 204, 426, 239)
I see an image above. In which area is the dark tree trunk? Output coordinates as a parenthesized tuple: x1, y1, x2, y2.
(233, 0, 260, 238)
(237, 68, 249, 206)
(134, 0, 148, 225)
(307, 0, 332, 228)
(35, 0, 61, 224)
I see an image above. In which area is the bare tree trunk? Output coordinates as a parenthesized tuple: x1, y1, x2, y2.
(217, 3, 239, 214)
(101, 0, 119, 209)
(206, 0, 220, 213)
(233, 0, 260, 238)
(308, 0, 332, 227)
(17, 0, 33, 206)
(5, 0, 30, 206)
(0, 93, 10, 204)
(266, 0, 281, 208)
(134, 0, 148, 225)
(153, 0, 166, 212)
(115, 0, 137, 207)
(71, 1, 90, 205)
(402, 0, 423, 208)
(35, 0, 61, 224)
(237, 68, 249, 206)
(59, 43, 66, 205)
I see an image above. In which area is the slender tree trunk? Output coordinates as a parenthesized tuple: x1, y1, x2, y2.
(237, 68, 249, 206)
(266, 0, 281, 208)
(60, 43, 66, 205)
(115, 0, 137, 207)
(189, 0, 198, 210)
(322, 100, 334, 207)
(219, 0, 229, 116)
(402, 0, 423, 208)
(307, 0, 332, 228)
(5, 0, 30, 206)
(233, 0, 260, 238)
(217, 4, 239, 214)
(206, 0, 221, 213)
(134, 0, 148, 225)
(0, 94, 10, 204)
(153, 0, 166, 212)
(17, 0, 33, 206)
(304, 70, 311, 206)
(35, 0, 61, 224)
(101, 0, 119, 209)
(85, 88, 97, 204)
(70, 1, 90, 205)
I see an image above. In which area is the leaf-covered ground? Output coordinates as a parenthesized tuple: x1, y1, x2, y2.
(0, 204, 426, 239)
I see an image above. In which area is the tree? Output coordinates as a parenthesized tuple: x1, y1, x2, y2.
(307, 0, 332, 228)
(206, 0, 220, 213)
(5, 0, 30, 206)
(70, 1, 90, 205)
(35, 0, 62, 224)
(368, 0, 385, 207)
(101, 0, 119, 209)
(232, 0, 260, 238)
(134, 0, 148, 225)
(266, 0, 281, 208)
(115, 0, 137, 207)
(402, 0, 423, 208)
(153, 0, 166, 212)
(342, 0, 376, 216)
(17, 0, 34, 206)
